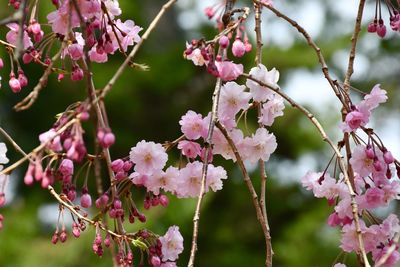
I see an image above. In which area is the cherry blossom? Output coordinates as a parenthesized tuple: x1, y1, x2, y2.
(179, 110, 207, 140)
(244, 128, 277, 164)
(0, 143, 9, 165)
(129, 140, 168, 176)
(246, 64, 279, 102)
(159, 226, 184, 262)
(259, 94, 285, 126)
(215, 60, 243, 81)
(219, 81, 251, 118)
(6, 23, 33, 49)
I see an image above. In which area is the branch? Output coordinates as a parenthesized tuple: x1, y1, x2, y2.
(98, 0, 178, 100)
(216, 121, 272, 267)
(0, 127, 31, 161)
(188, 78, 222, 267)
(253, 1, 273, 266)
(242, 73, 370, 267)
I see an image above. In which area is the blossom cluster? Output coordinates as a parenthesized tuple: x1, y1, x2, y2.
(367, 0, 400, 38)
(302, 84, 400, 266)
(3, 0, 142, 93)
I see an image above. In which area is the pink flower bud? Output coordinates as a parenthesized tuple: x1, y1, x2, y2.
(79, 111, 90, 121)
(59, 158, 74, 176)
(365, 145, 375, 159)
(72, 224, 81, 238)
(68, 188, 76, 201)
(102, 132, 115, 148)
(24, 164, 35, 185)
(18, 72, 28, 87)
(232, 38, 246, 57)
(71, 66, 84, 81)
(219, 35, 230, 48)
(138, 213, 146, 222)
(159, 195, 169, 207)
(113, 199, 122, 210)
(57, 73, 64, 82)
(0, 58, 3, 69)
(0, 193, 5, 207)
(51, 232, 59, 244)
(123, 161, 133, 172)
(244, 41, 252, 52)
(204, 7, 215, 19)
(34, 31, 44, 43)
(59, 230, 68, 243)
(22, 53, 33, 64)
(81, 193, 92, 208)
(368, 21, 377, 33)
(9, 74, 21, 93)
(104, 234, 111, 247)
(377, 21, 387, 38)
(111, 159, 124, 172)
(151, 256, 161, 267)
(373, 159, 383, 172)
(383, 150, 394, 164)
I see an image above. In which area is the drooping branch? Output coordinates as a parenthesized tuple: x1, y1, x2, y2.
(242, 73, 370, 267)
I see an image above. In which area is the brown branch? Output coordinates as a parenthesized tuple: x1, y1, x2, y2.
(0, 126, 31, 162)
(14, 47, 64, 111)
(253, 1, 273, 266)
(258, 1, 348, 109)
(216, 121, 272, 267)
(242, 73, 370, 267)
(188, 78, 222, 267)
(98, 0, 178, 100)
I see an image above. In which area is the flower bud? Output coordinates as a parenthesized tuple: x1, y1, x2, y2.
(232, 38, 246, 57)
(9, 74, 21, 93)
(383, 150, 394, 164)
(219, 35, 229, 49)
(81, 193, 92, 208)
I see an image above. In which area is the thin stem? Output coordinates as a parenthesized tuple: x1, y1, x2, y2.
(216, 121, 272, 267)
(242, 73, 369, 267)
(98, 0, 178, 99)
(0, 127, 33, 163)
(187, 78, 222, 267)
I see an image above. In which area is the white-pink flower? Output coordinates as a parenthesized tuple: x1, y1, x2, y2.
(243, 128, 277, 164)
(213, 128, 244, 161)
(6, 23, 33, 49)
(350, 145, 385, 177)
(179, 110, 207, 140)
(246, 64, 279, 102)
(0, 143, 9, 165)
(185, 47, 206, 66)
(176, 161, 203, 198)
(259, 94, 285, 126)
(219, 81, 251, 118)
(362, 84, 387, 111)
(159, 226, 184, 262)
(215, 61, 243, 81)
(146, 166, 180, 195)
(206, 165, 227, 192)
(177, 140, 201, 159)
(109, 19, 142, 52)
(129, 140, 168, 175)
(39, 129, 62, 152)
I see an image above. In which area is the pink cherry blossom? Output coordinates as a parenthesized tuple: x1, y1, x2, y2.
(146, 166, 180, 195)
(177, 140, 201, 158)
(350, 145, 386, 177)
(109, 19, 142, 52)
(340, 220, 378, 253)
(259, 94, 285, 126)
(215, 61, 243, 81)
(244, 128, 277, 164)
(0, 143, 9, 165)
(246, 64, 279, 102)
(206, 165, 227, 192)
(159, 226, 184, 262)
(39, 129, 63, 152)
(47, 4, 80, 35)
(179, 110, 206, 140)
(185, 47, 207, 66)
(362, 84, 388, 111)
(129, 140, 168, 176)
(6, 23, 33, 49)
(219, 81, 251, 118)
(340, 106, 370, 133)
(213, 128, 244, 161)
(89, 46, 108, 63)
(232, 38, 246, 57)
(176, 161, 203, 198)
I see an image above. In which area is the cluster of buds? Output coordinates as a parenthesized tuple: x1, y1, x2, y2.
(368, 0, 400, 38)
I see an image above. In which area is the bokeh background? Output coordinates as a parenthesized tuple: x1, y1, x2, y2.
(0, 0, 399, 266)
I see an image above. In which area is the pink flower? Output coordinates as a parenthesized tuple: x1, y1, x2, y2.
(215, 61, 243, 81)
(59, 159, 74, 177)
(259, 95, 285, 126)
(0, 143, 9, 165)
(179, 111, 206, 140)
(340, 106, 370, 133)
(176, 161, 203, 198)
(39, 129, 62, 152)
(89, 46, 108, 63)
(146, 166, 180, 195)
(206, 165, 227, 192)
(6, 23, 33, 49)
(333, 264, 346, 267)
(177, 140, 201, 158)
(103, 0, 122, 18)
(109, 19, 142, 52)
(129, 140, 168, 175)
(68, 43, 84, 61)
(243, 128, 277, 164)
(159, 226, 184, 262)
(47, 4, 80, 35)
(350, 145, 386, 177)
(340, 220, 378, 253)
(213, 128, 244, 161)
(246, 64, 279, 102)
(219, 81, 251, 118)
(362, 84, 388, 111)
(184, 47, 207, 66)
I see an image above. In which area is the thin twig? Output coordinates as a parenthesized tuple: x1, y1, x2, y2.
(0, 127, 32, 162)
(98, 0, 178, 100)
(14, 47, 64, 111)
(242, 73, 370, 267)
(253, 1, 273, 266)
(216, 121, 272, 267)
(187, 78, 222, 267)
(258, 1, 348, 109)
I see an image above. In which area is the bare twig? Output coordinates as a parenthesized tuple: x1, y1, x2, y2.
(242, 73, 370, 267)
(258, 1, 348, 109)
(0, 118, 79, 176)
(14, 47, 64, 111)
(188, 78, 222, 267)
(0, 127, 31, 161)
(98, 0, 178, 99)
(253, 1, 273, 266)
(216, 121, 272, 267)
